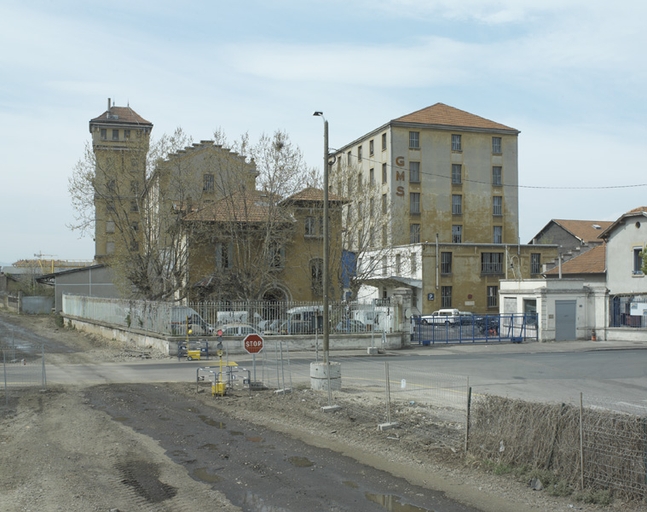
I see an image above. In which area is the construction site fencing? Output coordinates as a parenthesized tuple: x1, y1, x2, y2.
(1, 340, 47, 409)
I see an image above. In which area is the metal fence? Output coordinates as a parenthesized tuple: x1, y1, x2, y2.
(411, 313, 538, 345)
(610, 294, 647, 328)
(62, 295, 401, 337)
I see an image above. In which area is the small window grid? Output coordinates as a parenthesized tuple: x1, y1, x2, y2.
(369, 139, 374, 156)
(492, 166, 502, 186)
(441, 252, 452, 274)
(452, 194, 462, 215)
(409, 161, 420, 183)
(487, 286, 499, 308)
(493, 196, 503, 216)
(441, 286, 452, 308)
(410, 224, 420, 244)
(493, 226, 502, 244)
(481, 253, 503, 274)
(409, 131, 420, 149)
(381, 132, 387, 151)
(452, 225, 462, 243)
(410, 192, 420, 215)
(357, 145, 362, 162)
(382, 163, 387, 183)
(531, 253, 541, 274)
(492, 137, 502, 154)
(451, 164, 462, 184)
(451, 134, 462, 152)
(112, 129, 119, 141)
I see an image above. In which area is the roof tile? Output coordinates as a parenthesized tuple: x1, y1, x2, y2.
(393, 103, 517, 132)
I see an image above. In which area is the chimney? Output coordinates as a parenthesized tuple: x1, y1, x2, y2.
(107, 98, 111, 113)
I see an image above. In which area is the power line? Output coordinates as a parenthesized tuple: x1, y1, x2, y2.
(332, 150, 647, 191)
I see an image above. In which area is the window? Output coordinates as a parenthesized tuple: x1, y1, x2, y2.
(382, 193, 387, 214)
(311, 258, 323, 295)
(452, 225, 462, 243)
(130, 240, 139, 252)
(481, 252, 504, 274)
(492, 166, 502, 186)
(107, 179, 116, 193)
(441, 286, 452, 308)
(410, 224, 420, 244)
(106, 221, 115, 234)
(369, 168, 374, 185)
(487, 286, 499, 308)
(410, 253, 417, 273)
(409, 131, 420, 149)
(382, 132, 387, 151)
(100, 128, 107, 140)
(130, 201, 139, 212)
(382, 225, 387, 245)
(492, 137, 502, 154)
(395, 253, 401, 273)
(441, 252, 452, 274)
(358, 172, 363, 189)
(112, 129, 119, 141)
(216, 242, 233, 269)
(203, 173, 215, 192)
(452, 194, 462, 215)
(131, 221, 139, 232)
(369, 139, 374, 156)
(106, 241, 115, 254)
(493, 196, 502, 216)
(106, 201, 115, 213)
(381, 256, 388, 276)
(347, 177, 353, 195)
(130, 180, 139, 195)
(410, 192, 420, 214)
(358, 145, 363, 162)
(382, 163, 387, 183)
(305, 216, 316, 236)
(451, 164, 462, 184)
(531, 253, 541, 274)
(451, 134, 462, 151)
(493, 226, 502, 244)
(369, 198, 374, 217)
(369, 225, 375, 247)
(268, 244, 285, 269)
(347, 151, 352, 165)
(633, 248, 644, 275)
(124, 129, 131, 140)
(409, 161, 420, 183)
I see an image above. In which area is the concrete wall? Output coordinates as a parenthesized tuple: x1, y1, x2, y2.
(64, 316, 408, 356)
(605, 215, 647, 295)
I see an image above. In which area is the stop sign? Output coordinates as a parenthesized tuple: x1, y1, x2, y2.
(243, 333, 264, 354)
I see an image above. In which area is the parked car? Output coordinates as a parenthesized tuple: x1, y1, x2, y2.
(420, 309, 461, 325)
(335, 319, 367, 333)
(220, 323, 258, 337)
(278, 320, 315, 335)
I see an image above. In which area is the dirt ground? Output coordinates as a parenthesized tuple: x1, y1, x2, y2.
(0, 312, 639, 511)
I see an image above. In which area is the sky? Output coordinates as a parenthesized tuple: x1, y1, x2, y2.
(1, 0, 647, 266)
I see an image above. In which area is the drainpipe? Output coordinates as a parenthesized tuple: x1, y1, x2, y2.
(435, 233, 439, 290)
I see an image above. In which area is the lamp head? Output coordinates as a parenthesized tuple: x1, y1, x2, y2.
(313, 111, 323, 117)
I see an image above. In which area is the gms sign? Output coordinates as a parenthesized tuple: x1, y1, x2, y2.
(395, 156, 406, 197)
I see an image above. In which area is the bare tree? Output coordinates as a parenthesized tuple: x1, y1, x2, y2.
(330, 159, 404, 300)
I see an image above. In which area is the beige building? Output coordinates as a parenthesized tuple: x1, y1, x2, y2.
(333, 103, 557, 313)
(90, 99, 153, 261)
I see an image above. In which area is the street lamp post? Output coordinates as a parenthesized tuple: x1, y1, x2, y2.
(313, 111, 330, 364)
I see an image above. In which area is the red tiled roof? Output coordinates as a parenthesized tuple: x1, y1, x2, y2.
(183, 190, 286, 223)
(393, 103, 518, 132)
(545, 245, 606, 275)
(550, 219, 613, 243)
(90, 106, 153, 127)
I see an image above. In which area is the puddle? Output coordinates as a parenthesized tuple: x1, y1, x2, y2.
(193, 467, 221, 484)
(288, 456, 314, 467)
(343, 480, 359, 488)
(366, 492, 436, 512)
(198, 415, 225, 428)
(199, 443, 219, 451)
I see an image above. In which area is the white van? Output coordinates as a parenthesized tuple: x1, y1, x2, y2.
(420, 308, 461, 325)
